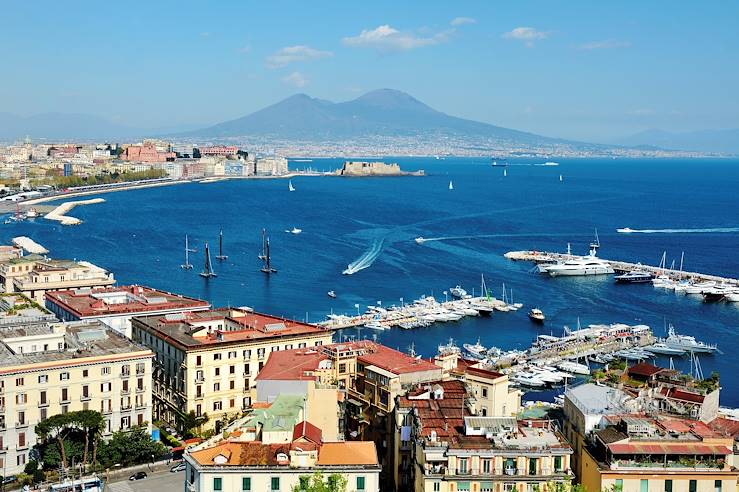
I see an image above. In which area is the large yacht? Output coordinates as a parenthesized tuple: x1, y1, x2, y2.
(614, 269, 654, 283)
(543, 248, 615, 277)
(662, 325, 718, 353)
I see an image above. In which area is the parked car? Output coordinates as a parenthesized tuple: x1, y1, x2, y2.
(170, 462, 186, 473)
(129, 472, 148, 481)
(2, 475, 17, 485)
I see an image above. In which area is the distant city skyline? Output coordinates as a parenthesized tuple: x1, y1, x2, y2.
(1, 1, 737, 142)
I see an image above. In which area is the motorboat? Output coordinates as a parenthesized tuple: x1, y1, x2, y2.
(663, 325, 718, 353)
(415, 237, 426, 244)
(702, 285, 733, 302)
(617, 227, 635, 233)
(527, 366, 563, 384)
(459, 306, 479, 316)
(652, 275, 676, 289)
(614, 348, 651, 361)
(644, 343, 686, 356)
(724, 291, 739, 302)
(463, 338, 488, 360)
(438, 338, 461, 355)
(284, 227, 302, 234)
(555, 360, 590, 375)
(673, 280, 693, 293)
(546, 257, 615, 276)
(450, 285, 471, 299)
(614, 269, 654, 283)
(511, 371, 546, 388)
(685, 281, 716, 295)
(364, 321, 387, 331)
(25, 208, 39, 219)
(327, 290, 336, 298)
(528, 308, 545, 322)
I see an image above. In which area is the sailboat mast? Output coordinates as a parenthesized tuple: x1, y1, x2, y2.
(185, 236, 189, 265)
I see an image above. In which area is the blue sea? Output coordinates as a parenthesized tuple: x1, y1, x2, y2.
(5, 157, 739, 405)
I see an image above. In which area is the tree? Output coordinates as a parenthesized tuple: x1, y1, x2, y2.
(36, 414, 73, 471)
(97, 426, 167, 468)
(74, 410, 105, 466)
(179, 410, 209, 438)
(292, 471, 348, 492)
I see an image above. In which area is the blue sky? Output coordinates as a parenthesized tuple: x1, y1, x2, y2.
(1, 1, 737, 141)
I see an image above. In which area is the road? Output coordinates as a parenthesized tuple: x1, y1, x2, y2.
(106, 469, 184, 492)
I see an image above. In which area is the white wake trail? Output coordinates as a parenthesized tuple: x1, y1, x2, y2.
(622, 227, 739, 234)
(343, 238, 384, 275)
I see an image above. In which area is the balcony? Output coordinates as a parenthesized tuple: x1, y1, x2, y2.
(101, 408, 113, 415)
(195, 376, 205, 383)
(504, 468, 519, 476)
(610, 459, 725, 472)
(135, 401, 147, 410)
(136, 386, 146, 394)
(59, 398, 71, 405)
(15, 422, 29, 429)
(195, 393, 204, 400)
(121, 388, 131, 395)
(80, 394, 91, 402)
(121, 405, 132, 412)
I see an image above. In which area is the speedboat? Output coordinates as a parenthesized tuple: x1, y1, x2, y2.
(702, 285, 733, 302)
(450, 285, 470, 299)
(511, 371, 546, 388)
(327, 290, 336, 298)
(555, 360, 590, 375)
(459, 306, 479, 316)
(364, 321, 387, 331)
(652, 275, 676, 289)
(463, 338, 487, 360)
(614, 269, 654, 283)
(288, 227, 302, 234)
(644, 343, 686, 356)
(617, 227, 635, 233)
(724, 291, 739, 302)
(25, 208, 40, 219)
(685, 281, 716, 295)
(528, 308, 545, 323)
(663, 325, 717, 353)
(415, 237, 426, 244)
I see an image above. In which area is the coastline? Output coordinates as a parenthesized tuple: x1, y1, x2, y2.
(23, 179, 189, 206)
(45, 198, 106, 225)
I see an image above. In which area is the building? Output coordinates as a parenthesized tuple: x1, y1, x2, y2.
(130, 308, 334, 432)
(396, 379, 573, 492)
(185, 431, 380, 492)
(198, 146, 239, 157)
(0, 255, 116, 303)
(0, 320, 154, 476)
(580, 415, 739, 492)
(255, 156, 288, 176)
(122, 144, 175, 162)
(45, 285, 210, 338)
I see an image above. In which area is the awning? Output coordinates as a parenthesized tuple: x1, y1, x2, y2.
(609, 443, 732, 455)
(347, 398, 365, 407)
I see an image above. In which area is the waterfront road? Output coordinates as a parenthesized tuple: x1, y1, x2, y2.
(106, 469, 184, 492)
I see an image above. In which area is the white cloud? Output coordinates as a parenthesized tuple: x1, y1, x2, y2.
(343, 25, 450, 52)
(282, 71, 308, 88)
(577, 39, 632, 50)
(266, 45, 333, 68)
(502, 27, 549, 47)
(451, 17, 476, 26)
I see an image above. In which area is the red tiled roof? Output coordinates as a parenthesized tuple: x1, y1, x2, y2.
(45, 285, 210, 318)
(293, 421, 323, 444)
(254, 349, 325, 381)
(358, 343, 440, 375)
(660, 386, 705, 403)
(466, 366, 505, 379)
(628, 362, 663, 378)
(608, 442, 731, 456)
(709, 417, 739, 437)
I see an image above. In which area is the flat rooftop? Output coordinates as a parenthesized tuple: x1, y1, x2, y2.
(0, 320, 152, 371)
(45, 285, 210, 318)
(133, 308, 330, 349)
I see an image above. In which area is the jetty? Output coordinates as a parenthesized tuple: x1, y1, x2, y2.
(44, 198, 105, 225)
(318, 295, 510, 331)
(12, 236, 48, 254)
(505, 250, 739, 287)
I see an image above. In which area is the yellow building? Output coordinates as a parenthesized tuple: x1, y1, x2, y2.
(130, 308, 334, 433)
(579, 415, 739, 492)
(0, 254, 115, 303)
(0, 320, 154, 476)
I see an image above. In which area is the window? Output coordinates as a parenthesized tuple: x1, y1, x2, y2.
(244, 364, 251, 375)
(214, 383, 220, 391)
(482, 387, 488, 397)
(213, 401, 222, 411)
(16, 377, 24, 386)
(230, 365, 235, 374)
(271, 477, 280, 491)
(123, 380, 129, 392)
(243, 349, 251, 359)
(229, 381, 235, 390)
(16, 393, 27, 405)
(215, 367, 220, 377)
(482, 459, 491, 474)
(17, 411, 26, 425)
(101, 382, 111, 392)
(458, 458, 468, 474)
(61, 388, 69, 402)
(82, 385, 89, 398)
(228, 351, 237, 359)
(433, 483, 441, 492)
(665, 480, 673, 492)
(213, 353, 222, 361)
(458, 482, 471, 492)
(641, 479, 649, 492)
(137, 378, 144, 390)
(554, 455, 563, 472)
(271, 346, 279, 352)
(38, 375, 48, 384)
(689, 481, 697, 492)
(40, 408, 47, 420)
(529, 457, 538, 475)
(60, 372, 70, 381)
(615, 479, 624, 492)
(82, 369, 88, 377)
(356, 476, 365, 491)
(339, 363, 347, 373)
(213, 477, 222, 491)
(716, 480, 723, 492)
(242, 477, 251, 491)
(196, 355, 202, 366)
(101, 366, 111, 375)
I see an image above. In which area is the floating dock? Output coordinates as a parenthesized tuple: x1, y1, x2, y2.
(505, 250, 739, 287)
(318, 296, 511, 330)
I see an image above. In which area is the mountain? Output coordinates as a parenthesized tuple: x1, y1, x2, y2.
(0, 112, 144, 142)
(616, 128, 739, 154)
(186, 89, 570, 146)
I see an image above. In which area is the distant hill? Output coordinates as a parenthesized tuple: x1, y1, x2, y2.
(185, 89, 579, 147)
(0, 112, 142, 142)
(616, 128, 739, 154)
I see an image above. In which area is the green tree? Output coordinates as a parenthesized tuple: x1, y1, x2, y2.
(97, 426, 167, 468)
(36, 414, 73, 470)
(292, 471, 348, 492)
(75, 410, 105, 466)
(179, 410, 209, 438)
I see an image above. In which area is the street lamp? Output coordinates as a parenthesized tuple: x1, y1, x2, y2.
(443, 291, 448, 303)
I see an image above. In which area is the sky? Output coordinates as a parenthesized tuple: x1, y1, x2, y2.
(1, 0, 738, 142)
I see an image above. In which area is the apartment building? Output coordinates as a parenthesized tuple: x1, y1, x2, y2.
(580, 415, 739, 492)
(395, 379, 573, 492)
(0, 320, 154, 476)
(45, 285, 210, 338)
(130, 308, 334, 432)
(0, 254, 115, 303)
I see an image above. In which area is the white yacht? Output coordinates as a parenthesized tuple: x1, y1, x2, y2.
(438, 338, 461, 355)
(415, 237, 426, 244)
(463, 338, 487, 360)
(511, 371, 546, 388)
(644, 343, 686, 356)
(544, 249, 615, 277)
(617, 227, 635, 233)
(555, 360, 590, 375)
(685, 281, 716, 295)
(724, 291, 739, 302)
(663, 325, 717, 353)
(450, 285, 470, 299)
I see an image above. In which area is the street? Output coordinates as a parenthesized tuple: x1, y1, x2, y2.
(106, 469, 184, 492)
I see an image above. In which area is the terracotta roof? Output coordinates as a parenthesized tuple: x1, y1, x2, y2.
(660, 386, 705, 403)
(628, 362, 663, 378)
(608, 442, 732, 456)
(45, 285, 210, 318)
(358, 343, 440, 375)
(254, 349, 325, 381)
(397, 380, 469, 442)
(710, 417, 739, 437)
(466, 366, 505, 380)
(317, 442, 378, 466)
(293, 421, 323, 444)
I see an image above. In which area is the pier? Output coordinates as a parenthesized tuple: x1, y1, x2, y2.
(318, 295, 511, 330)
(44, 198, 106, 225)
(504, 250, 739, 287)
(12, 236, 48, 254)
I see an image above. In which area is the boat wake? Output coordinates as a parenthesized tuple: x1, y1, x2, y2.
(620, 227, 739, 234)
(342, 238, 384, 275)
(415, 232, 587, 244)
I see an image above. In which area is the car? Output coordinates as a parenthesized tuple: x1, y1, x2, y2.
(2, 476, 17, 485)
(129, 472, 148, 481)
(170, 462, 186, 473)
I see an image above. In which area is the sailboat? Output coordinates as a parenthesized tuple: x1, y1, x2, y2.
(260, 231, 277, 274)
(199, 242, 217, 278)
(559, 174, 563, 182)
(448, 180, 454, 191)
(288, 180, 295, 192)
(503, 168, 507, 177)
(181, 236, 193, 269)
(215, 229, 228, 260)
(258, 229, 267, 261)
